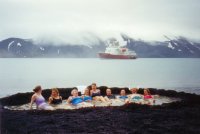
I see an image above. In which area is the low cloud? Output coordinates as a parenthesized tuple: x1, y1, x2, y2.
(0, 0, 200, 43)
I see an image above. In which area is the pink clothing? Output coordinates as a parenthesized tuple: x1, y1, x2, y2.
(144, 95, 153, 99)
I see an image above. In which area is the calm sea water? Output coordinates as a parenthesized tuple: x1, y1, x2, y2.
(0, 58, 200, 97)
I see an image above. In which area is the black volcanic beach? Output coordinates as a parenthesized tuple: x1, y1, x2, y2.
(1, 0, 200, 133)
(1, 87, 200, 134)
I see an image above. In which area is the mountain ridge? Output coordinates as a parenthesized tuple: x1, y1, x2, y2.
(0, 35, 200, 58)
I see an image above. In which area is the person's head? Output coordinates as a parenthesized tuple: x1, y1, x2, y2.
(130, 88, 138, 94)
(33, 85, 42, 93)
(144, 88, 150, 95)
(51, 88, 59, 97)
(106, 88, 112, 96)
(120, 89, 126, 96)
(91, 83, 97, 90)
(71, 89, 79, 97)
(84, 88, 90, 96)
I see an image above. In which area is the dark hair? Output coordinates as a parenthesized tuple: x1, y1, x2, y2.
(87, 85, 92, 90)
(33, 85, 42, 92)
(72, 87, 78, 90)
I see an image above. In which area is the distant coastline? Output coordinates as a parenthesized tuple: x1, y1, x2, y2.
(1, 35, 200, 58)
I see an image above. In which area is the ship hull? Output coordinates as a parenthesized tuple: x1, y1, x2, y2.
(98, 53, 137, 59)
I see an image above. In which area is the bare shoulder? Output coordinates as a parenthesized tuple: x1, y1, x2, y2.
(31, 93, 37, 100)
(68, 96, 72, 100)
(32, 93, 37, 98)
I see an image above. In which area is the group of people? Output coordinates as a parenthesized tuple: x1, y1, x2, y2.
(30, 83, 156, 110)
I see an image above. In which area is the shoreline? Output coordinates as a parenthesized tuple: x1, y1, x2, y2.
(0, 87, 199, 106)
(1, 87, 200, 133)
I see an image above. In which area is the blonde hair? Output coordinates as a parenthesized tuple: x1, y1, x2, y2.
(51, 88, 59, 96)
(91, 83, 96, 86)
(144, 88, 151, 95)
(131, 88, 138, 92)
(84, 88, 90, 95)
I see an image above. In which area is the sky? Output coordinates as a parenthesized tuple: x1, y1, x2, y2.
(0, 0, 200, 44)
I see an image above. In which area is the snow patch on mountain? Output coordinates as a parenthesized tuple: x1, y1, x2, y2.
(195, 45, 200, 50)
(189, 41, 194, 45)
(40, 47, 45, 51)
(168, 42, 175, 50)
(174, 42, 178, 46)
(8, 41, 15, 52)
(86, 45, 93, 49)
(17, 43, 22, 47)
(189, 50, 194, 53)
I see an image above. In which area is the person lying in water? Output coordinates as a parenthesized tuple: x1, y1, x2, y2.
(117, 89, 129, 104)
(143, 88, 156, 105)
(128, 88, 143, 104)
(67, 88, 93, 107)
(48, 88, 62, 105)
(82, 87, 92, 102)
(104, 88, 116, 102)
(30, 85, 54, 110)
(90, 83, 106, 102)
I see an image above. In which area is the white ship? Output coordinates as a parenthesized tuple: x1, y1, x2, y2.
(98, 40, 137, 59)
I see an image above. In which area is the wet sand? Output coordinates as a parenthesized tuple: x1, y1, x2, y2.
(1, 87, 200, 134)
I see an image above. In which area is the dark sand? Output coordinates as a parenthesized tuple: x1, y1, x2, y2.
(1, 87, 200, 134)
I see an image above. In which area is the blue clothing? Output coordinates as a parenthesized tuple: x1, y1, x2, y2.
(71, 97, 83, 105)
(83, 96, 92, 101)
(132, 96, 142, 100)
(119, 95, 128, 100)
(106, 94, 116, 99)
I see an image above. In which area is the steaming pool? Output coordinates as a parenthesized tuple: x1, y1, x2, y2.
(4, 96, 180, 111)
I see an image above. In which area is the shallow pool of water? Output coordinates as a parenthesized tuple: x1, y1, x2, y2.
(3, 96, 180, 110)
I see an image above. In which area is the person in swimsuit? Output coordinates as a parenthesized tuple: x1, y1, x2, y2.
(104, 88, 116, 102)
(118, 89, 129, 104)
(48, 88, 62, 105)
(143, 88, 155, 105)
(82, 87, 92, 102)
(90, 83, 106, 102)
(30, 85, 54, 110)
(67, 88, 93, 108)
(129, 88, 143, 104)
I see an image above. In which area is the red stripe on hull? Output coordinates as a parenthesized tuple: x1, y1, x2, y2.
(98, 53, 136, 59)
